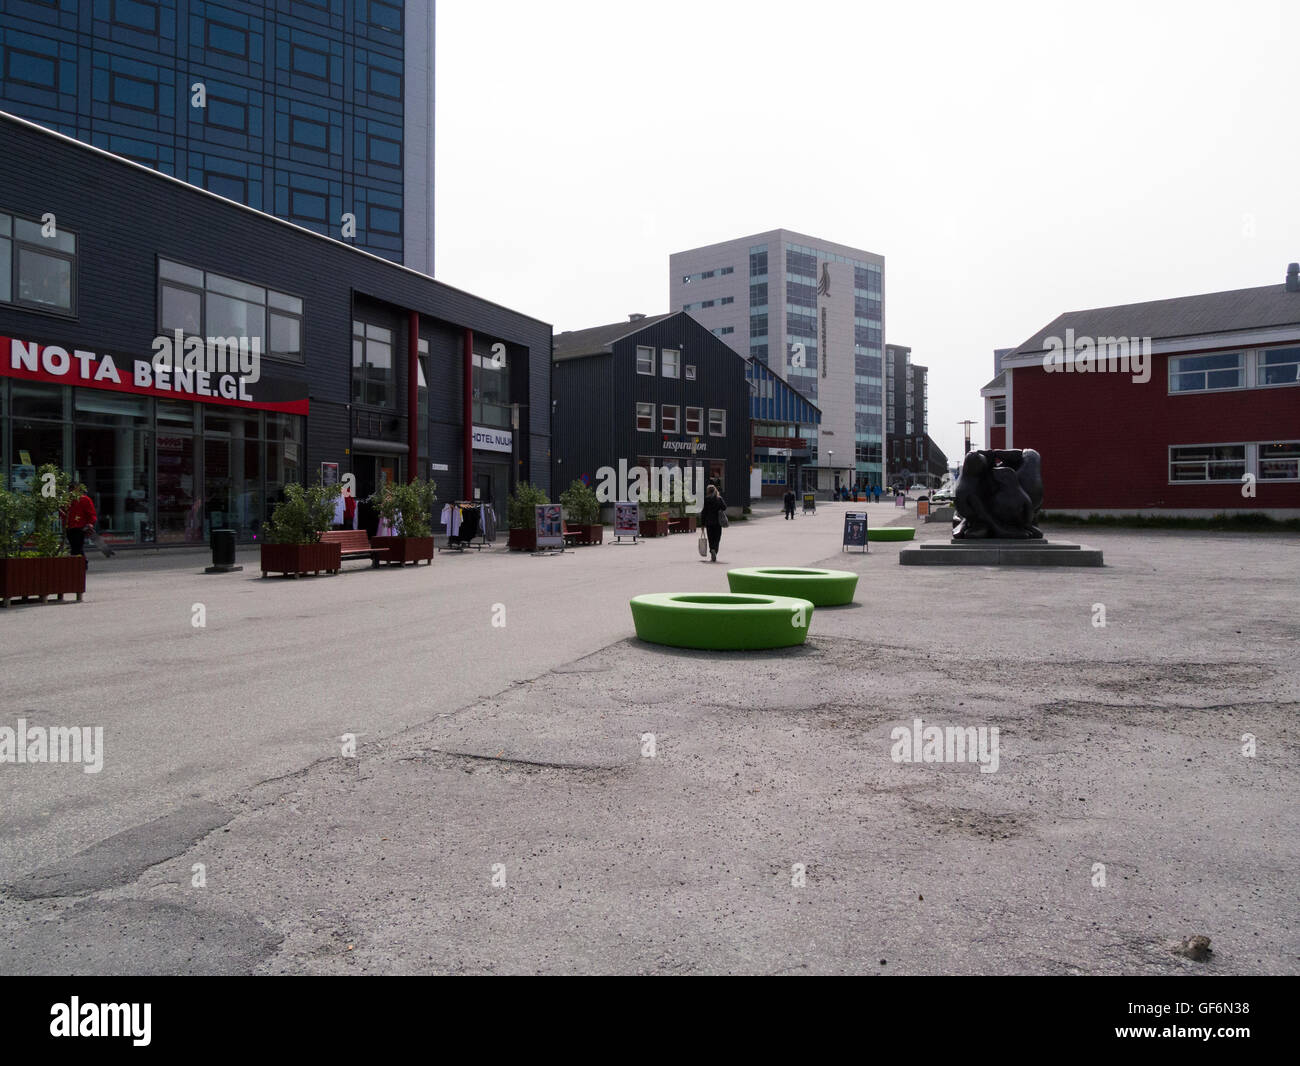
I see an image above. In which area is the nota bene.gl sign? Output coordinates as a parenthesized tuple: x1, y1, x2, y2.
(1, 336, 308, 414)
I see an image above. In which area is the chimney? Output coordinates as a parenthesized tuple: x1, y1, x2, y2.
(628, 313, 646, 322)
(1287, 263, 1300, 293)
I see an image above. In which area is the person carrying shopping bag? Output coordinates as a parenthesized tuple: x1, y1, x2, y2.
(701, 484, 727, 562)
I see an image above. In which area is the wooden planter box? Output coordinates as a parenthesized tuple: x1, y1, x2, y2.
(0, 555, 86, 607)
(667, 515, 698, 534)
(639, 516, 668, 538)
(507, 528, 537, 551)
(371, 535, 434, 566)
(260, 541, 342, 577)
(579, 523, 604, 545)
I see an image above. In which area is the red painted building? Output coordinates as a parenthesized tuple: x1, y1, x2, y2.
(983, 266, 1300, 517)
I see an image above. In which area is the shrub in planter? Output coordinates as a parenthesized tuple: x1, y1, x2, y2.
(370, 478, 437, 565)
(559, 479, 602, 544)
(261, 480, 342, 577)
(0, 463, 86, 607)
(507, 481, 548, 550)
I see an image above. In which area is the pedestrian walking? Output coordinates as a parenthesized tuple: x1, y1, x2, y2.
(783, 488, 796, 520)
(61, 484, 97, 565)
(702, 484, 727, 562)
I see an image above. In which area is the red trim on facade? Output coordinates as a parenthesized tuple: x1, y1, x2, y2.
(408, 311, 419, 481)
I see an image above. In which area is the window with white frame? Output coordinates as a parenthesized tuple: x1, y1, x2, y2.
(662, 348, 680, 378)
(685, 406, 703, 435)
(992, 398, 1006, 426)
(636, 402, 654, 431)
(1169, 444, 1246, 482)
(636, 345, 654, 375)
(1258, 346, 1300, 387)
(685, 364, 697, 380)
(1169, 352, 1245, 392)
(708, 408, 726, 436)
(1259, 441, 1300, 480)
(661, 405, 679, 433)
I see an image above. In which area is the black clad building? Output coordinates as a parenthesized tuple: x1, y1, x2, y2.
(0, 112, 550, 547)
(551, 312, 751, 512)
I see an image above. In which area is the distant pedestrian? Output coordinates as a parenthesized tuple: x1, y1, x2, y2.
(61, 484, 97, 564)
(783, 488, 795, 519)
(702, 484, 727, 562)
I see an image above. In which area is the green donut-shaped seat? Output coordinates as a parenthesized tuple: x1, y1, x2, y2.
(629, 592, 815, 650)
(726, 567, 858, 606)
(867, 527, 915, 541)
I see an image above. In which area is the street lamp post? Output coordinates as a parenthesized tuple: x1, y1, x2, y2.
(958, 419, 978, 456)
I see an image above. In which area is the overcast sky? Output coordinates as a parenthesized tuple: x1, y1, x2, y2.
(435, 0, 1300, 463)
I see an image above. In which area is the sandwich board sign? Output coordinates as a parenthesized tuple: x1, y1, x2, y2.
(843, 511, 868, 552)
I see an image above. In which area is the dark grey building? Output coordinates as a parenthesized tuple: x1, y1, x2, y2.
(551, 312, 752, 512)
(885, 342, 948, 488)
(0, 110, 548, 548)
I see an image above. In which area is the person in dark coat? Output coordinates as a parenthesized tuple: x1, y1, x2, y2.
(783, 488, 796, 520)
(701, 484, 727, 562)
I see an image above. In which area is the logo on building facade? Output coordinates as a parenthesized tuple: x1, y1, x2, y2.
(817, 263, 831, 297)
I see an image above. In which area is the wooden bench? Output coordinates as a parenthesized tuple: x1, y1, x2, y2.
(320, 529, 385, 567)
(561, 521, 583, 546)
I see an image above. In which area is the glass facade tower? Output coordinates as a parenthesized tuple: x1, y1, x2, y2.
(0, 0, 434, 271)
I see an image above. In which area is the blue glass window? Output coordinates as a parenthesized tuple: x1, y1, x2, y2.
(368, 135, 400, 166)
(206, 97, 247, 132)
(367, 66, 401, 98)
(369, 0, 402, 32)
(111, 73, 157, 112)
(291, 45, 328, 79)
(290, 189, 327, 224)
(367, 204, 400, 235)
(291, 117, 328, 150)
(113, 0, 159, 32)
(206, 21, 248, 59)
(205, 172, 247, 201)
(6, 49, 57, 89)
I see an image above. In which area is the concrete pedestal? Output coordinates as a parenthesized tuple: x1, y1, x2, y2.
(900, 538, 1103, 566)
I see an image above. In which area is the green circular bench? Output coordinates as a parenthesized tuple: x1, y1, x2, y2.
(629, 592, 815, 650)
(726, 567, 858, 606)
(868, 527, 915, 541)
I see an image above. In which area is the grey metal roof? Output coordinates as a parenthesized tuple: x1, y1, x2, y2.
(552, 313, 675, 360)
(1009, 282, 1300, 357)
(980, 370, 1006, 393)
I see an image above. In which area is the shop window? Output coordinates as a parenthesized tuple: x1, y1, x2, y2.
(685, 407, 703, 435)
(11, 380, 67, 421)
(636, 346, 654, 375)
(708, 408, 726, 436)
(662, 349, 680, 379)
(662, 405, 679, 433)
(1258, 442, 1300, 480)
(1169, 444, 1246, 482)
(2, 212, 76, 314)
(352, 320, 394, 407)
(636, 403, 654, 432)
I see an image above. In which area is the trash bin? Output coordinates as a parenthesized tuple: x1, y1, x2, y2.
(205, 529, 242, 573)
(917, 499, 930, 518)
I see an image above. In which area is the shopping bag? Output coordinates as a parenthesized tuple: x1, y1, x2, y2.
(86, 527, 115, 558)
(697, 529, 708, 557)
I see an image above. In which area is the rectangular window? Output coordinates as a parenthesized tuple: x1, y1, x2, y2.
(721, 266, 734, 275)
(114, 0, 158, 32)
(636, 402, 654, 432)
(708, 408, 726, 436)
(993, 398, 1006, 426)
(1258, 441, 1300, 480)
(1169, 444, 1246, 482)
(206, 21, 249, 59)
(721, 296, 734, 304)
(291, 117, 329, 150)
(5, 213, 76, 313)
(685, 365, 696, 380)
(686, 407, 703, 435)
(636, 345, 654, 375)
(662, 349, 680, 378)
(1170, 352, 1245, 392)
(158, 259, 303, 364)
(5, 49, 58, 89)
(353, 320, 394, 407)
(1258, 346, 1300, 387)
(292, 45, 329, 80)
(111, 73, 157, 112)
(905, 440, 912, 460)
(662, 405, 679, 433)
(749, 250, 767, 276)
(750, 313, 768, 337)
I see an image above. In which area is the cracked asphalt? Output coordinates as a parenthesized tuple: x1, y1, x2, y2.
(1, 501, 1296, 974)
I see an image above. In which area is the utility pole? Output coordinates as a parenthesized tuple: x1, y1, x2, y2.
(958, 419, 977, 456)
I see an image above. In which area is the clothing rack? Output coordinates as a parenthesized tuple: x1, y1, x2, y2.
(439, 501, 495, 552)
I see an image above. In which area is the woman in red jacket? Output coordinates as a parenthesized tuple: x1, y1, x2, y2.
(61, 486, 97, 562)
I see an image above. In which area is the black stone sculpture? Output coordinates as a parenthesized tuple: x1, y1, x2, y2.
(953, 448, 1044, 539)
